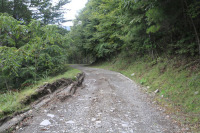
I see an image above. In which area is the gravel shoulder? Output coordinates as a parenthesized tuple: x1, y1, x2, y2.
(14, 65, 181, 133)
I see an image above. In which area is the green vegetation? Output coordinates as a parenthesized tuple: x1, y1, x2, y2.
(92, 54, 200, 130)
(70, 0, 200, 61)
(0, 0, 80, 120)
(0, 0, 69, 24)
(0, 14, 71, 91)
(0, 66, 81, 119)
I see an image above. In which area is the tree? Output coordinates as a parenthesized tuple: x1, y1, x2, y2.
(70, 0, 200, 63)
(0, 14, 70, 90)
(0, 0, 70, 24)
(0, 0, 32, 22)
(31, 0, 70, 24)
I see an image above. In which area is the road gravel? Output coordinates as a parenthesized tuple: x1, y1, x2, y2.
(15, 65, 181, 133)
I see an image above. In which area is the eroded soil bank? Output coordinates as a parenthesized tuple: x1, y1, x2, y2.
(0, 72, 84, 133)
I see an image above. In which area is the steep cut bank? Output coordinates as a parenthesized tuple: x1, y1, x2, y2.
(92, 55, 200, 132)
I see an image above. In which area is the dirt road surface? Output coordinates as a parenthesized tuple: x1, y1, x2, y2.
(15, 65, 181, 133)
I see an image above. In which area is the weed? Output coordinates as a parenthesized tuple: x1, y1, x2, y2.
(140, 78, 147, 85)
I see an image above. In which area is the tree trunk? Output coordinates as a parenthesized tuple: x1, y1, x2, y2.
(1, 0, 4, 12)
(13, 0, 17, 19)
(4, 78, 9, 91)
(184, 0, 200, 55)
(34, 51, 38, 83)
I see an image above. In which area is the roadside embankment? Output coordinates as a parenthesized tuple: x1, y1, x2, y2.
(92, 55, 200, 131)
(0, 67, 85, 132)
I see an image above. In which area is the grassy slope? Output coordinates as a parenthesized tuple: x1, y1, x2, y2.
(93, 55, 200, 130)
(0, 66, 81, 119)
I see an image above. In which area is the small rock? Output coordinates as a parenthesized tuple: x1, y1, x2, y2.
(147, 86, 150, 89)
(122, 123, 129, 127)
(28, 110, 32, 114)
(66, 120, 75, 124)
(78, 99, 85, 101)
(121, 122, 129, 127)
(194, 91, 199, 95)
(161, 95, 164, 98)
(91, 118, 96, 121)
(131, 73, 135, 76)
(40, 128, 48, 131)
(47, 114, 55, 118)
(40, 120, 51, 126)
(16, 126, 19, 130)
(96, 121, 101, 124)
(154, 89, 159, 93)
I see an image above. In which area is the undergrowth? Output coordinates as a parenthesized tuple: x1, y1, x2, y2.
(93, 55, 200, 131)
(0, 66, 81, 119)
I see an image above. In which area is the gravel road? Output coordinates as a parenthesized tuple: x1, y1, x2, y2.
(15, 65, 181, 133)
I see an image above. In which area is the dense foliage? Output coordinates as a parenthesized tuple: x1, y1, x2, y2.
(0, 14, 70, 91)
(0, 0, 70, 24)
(70, 0, 200, 61)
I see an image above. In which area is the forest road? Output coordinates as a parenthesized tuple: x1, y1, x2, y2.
(15, 65, 181, 133)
